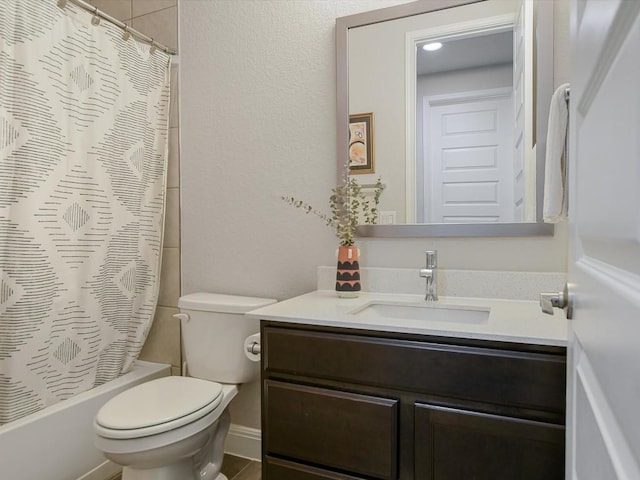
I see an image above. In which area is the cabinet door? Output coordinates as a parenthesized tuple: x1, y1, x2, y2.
(414, 403, 564, 480)
(264, 380, 398, 480)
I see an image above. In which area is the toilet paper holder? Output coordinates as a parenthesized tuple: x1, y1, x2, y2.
(246, 340, 261, 355)
(243, 333, 261, 362)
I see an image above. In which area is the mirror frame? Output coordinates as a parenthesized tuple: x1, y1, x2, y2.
(336, 0, 554, 237)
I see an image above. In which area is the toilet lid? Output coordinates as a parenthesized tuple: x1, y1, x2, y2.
(95, 376, 223, 439)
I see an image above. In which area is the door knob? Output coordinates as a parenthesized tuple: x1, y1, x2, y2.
(540, 284, 573, 319)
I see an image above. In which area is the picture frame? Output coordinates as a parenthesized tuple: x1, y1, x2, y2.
(348, 112, 375, 174)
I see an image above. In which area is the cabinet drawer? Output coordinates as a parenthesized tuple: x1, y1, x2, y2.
(414, 403, 565, 479)
(264, 380, 398, 480)
(265, 456, 367, 479)
(263, 326, 566, 415)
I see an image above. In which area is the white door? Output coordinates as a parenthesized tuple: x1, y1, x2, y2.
(425, 93, 514, 223)
(567, 1, 640, 479)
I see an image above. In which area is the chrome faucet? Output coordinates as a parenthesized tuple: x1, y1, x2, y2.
(419, 250, 438, 301)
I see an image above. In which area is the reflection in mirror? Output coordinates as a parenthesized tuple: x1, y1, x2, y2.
(337, 0, 554, 237)
(415, 30, 518, 224)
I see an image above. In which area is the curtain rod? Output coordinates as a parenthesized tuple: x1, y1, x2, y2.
(57, 0, 177, 55)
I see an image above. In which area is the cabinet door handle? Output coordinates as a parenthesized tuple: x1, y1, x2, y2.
(540, 284, 573, 319)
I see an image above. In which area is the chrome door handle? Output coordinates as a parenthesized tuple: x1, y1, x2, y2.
(540, 284, 573, 319)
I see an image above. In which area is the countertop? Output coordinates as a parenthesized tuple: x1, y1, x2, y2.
(246, 290, 570, 346)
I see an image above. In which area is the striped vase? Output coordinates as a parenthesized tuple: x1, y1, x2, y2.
(336, 245, 361, 298)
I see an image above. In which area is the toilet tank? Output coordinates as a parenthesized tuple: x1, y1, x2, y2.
(177, 293, 276, 384)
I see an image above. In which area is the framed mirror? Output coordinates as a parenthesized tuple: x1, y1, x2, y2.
(336, 0, 554, 237)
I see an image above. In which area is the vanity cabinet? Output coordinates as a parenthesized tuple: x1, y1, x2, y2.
(261, 322, 566, 480)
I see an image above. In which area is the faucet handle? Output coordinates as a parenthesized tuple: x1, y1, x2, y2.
(425, 250, 437, 268)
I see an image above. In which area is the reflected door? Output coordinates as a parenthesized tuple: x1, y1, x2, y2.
(424, 93, 514, 223)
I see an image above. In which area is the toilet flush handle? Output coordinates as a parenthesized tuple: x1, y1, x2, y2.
(172, 313, 189, 322)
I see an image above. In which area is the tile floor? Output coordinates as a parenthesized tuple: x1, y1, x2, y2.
(108, 454, 261, 480)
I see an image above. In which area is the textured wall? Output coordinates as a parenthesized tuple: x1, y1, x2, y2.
(180, 0, 570, 431)
(180, 0, 414, 431)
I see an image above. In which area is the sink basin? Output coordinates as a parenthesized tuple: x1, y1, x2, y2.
(349, 302, 490, 324)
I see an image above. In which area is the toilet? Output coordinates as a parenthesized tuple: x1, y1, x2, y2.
(94, 293, 276, 480)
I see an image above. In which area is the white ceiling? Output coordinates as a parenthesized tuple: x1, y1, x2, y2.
(417, 30, 513, 76)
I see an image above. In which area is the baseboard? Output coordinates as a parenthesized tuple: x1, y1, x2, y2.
(77, 460, 120, 480)
(225, 424, 262, 461)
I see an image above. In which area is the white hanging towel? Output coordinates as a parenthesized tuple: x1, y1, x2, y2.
(543, 83, 570, 223)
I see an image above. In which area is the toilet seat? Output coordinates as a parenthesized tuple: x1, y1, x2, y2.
(95, 376, 223, 440)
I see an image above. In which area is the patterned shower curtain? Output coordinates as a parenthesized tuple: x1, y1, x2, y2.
(0, 0, 171, 424)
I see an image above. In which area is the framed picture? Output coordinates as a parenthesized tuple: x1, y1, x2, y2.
(348, 112, 374, 174)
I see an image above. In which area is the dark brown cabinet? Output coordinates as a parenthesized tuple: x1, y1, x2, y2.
(261, 322, 566, 480)
(265, 381, 398, 479)
(414, 403, 565, 479)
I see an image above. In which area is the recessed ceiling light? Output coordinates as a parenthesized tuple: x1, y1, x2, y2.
(422, 42, 443, 51)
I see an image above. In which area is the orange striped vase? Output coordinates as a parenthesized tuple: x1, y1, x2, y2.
(336, 245, 361, 298)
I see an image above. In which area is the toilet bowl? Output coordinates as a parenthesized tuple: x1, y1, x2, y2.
(95, 377, 236, 480)
(94, 293, 276, 480)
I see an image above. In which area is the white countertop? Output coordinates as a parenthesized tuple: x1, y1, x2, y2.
(246, 290, 570, 347)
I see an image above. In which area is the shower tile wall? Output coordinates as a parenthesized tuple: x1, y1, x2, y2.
(91, 0, 181, 375)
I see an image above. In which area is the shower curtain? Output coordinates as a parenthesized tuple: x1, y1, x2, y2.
(0, 0, 171, 424)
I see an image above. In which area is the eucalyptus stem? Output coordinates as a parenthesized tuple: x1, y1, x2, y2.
(282, 171, 384, 246)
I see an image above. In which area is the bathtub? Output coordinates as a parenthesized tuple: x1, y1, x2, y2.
(0, 360, 170, 480)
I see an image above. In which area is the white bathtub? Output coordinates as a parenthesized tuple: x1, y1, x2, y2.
(0, 360, 171, 480)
